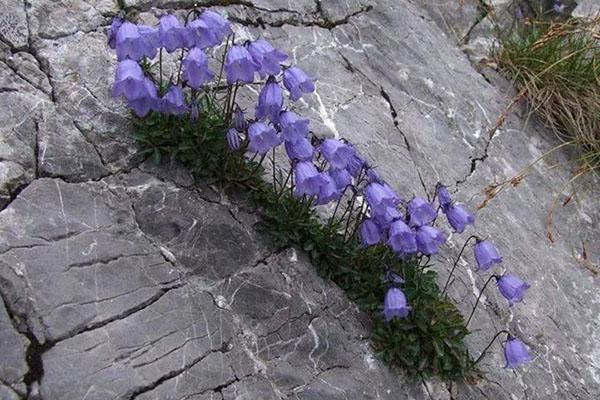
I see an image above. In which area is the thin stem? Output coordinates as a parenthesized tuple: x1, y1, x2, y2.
(271, 148, 277, 191)
(472, 330, 510, 367)
(276, 167, 293, 199)
(159, 48, 163, 93)
(441, 235, 479, 296)
(213, 34, 231, 103)
(465, 274, 499, 327)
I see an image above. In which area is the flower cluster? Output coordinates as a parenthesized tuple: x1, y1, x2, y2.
(107, 8, 533, 372)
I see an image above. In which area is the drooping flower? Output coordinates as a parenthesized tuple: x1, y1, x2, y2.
(158, 15, 192, 52)
(504, 336, 532, 368)
(247, 122, 281, 154)
(247, 39, 288, 77)
(474, 240, 503, 271)
(115, 21, 158, 61)
(188, 10, 231, 49)
(415, 225, 446, 255)
(160, 85, 188, 115)
(436, 183, 452, 212)
(316, 172, 340, 205)
(345, 148, 365, 178)
(226, 128, 241, 150)
(366, 168, 381, 183)
(407, 197, 437, 227)
(320, 139, 355, 170)
(127, 78, 159, 117)
(553, 0, 565, 14)
(283, 66, 315, 101)
(360, 218, 384, 247)
(182, 47, 214, 89)
(279, 111, 310, 143)
(329, 168, 352, 192)
(387, 220, 417, 256)
(497, 274, 530, 306)
(383, 287, 411, 321)
(446, 204, 474, 233)
(294, 161, 328, 197)
(373, 205, 403, 227)
(256, 77, 283, 122)
(233, 106, 247, 132)
(365, 182, 401, 210)
(107, 17, 123, 49)
(225, 45, 259, 84)
(112, 60, 148, 100)
(285, 137, 314, 161)
(381, 270, 405, 285)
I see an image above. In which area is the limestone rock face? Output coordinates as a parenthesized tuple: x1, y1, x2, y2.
(0, 1, 598, 400)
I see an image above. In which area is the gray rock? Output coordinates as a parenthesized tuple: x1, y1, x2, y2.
(0, 160, 28, 209)
(572, 0, 600, 18)
(417, 0, 482, 42)
(0, 0, 29, 49)
(1, 51, 53, 96)
(0, 295, 29, 389)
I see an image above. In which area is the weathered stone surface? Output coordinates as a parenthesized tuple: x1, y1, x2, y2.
(0, 296, 29, 390)
(0, 0, 29, 49)
(0, 0, 598, 399)
(573, 0, 600, 18)
(417, 0, 482, 42)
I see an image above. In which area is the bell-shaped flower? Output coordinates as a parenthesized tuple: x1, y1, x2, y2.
(415, 226, 446, 255)
(112, 60, 147, 100)
(182, 47, 214, 88)
(285, 137, 314, 161)
(497, 274, 530, 306)
(474, 240, 503, 271)
(283, 66, 315, 101)
(160, 85, 188, 115)
(366, 168, 381, 183)
(320, 139, 355, 170)
(383, 287, 411, 321)
(107, 17, 123, 49)
(188, 10, 231, 49)
(387, 219, 417, 256)
(373, 206, 403, 228)
(247, 39, 288, 77)
(504, 336, 532, 368)
(279, 111, 309, 143)
(233, 106, 247, 132)
(225, 45, 259, 84)
(316, 172, 340, 205)
(366, 182, 401, 210)
(345, 149, 365, 178)
(158, 15, 192, 52)
(116, 22, 158, 61)
(127, 78, 158, 117)
(436, 183, 453, 212)
(226, 128, 241, 150)
(446, 204, 474, 233)
(407, 196, 437, 227)
(247, 122, 281, 155)
(294, 161, 328, 197)
(330, 168, 352, 192)
(360, 218, 384, 247)
(256, 77, 283, 123)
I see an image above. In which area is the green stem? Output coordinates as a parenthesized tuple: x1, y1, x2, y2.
(465, 274, 499, 327)
(441, 235, 479, 296)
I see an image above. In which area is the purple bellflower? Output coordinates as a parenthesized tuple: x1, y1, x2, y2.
(160, 85, 188, 115)
(283, 66, 315, 101)
(345, 148, 365, 178)
(285, 137, 314, 161)
(415, 226, 446, 255)
(388, 219, 417, 256)
(225, 45, 259, 84)
(247, 122, 281, 154)
(407, 196, 437, 227)
(504, 336, 532, 368)
(383, 287, 411, 321)
(116, 21, 158, 61)
(226, 128, 241, 150)
(474, 240, 503, 271)
(107, 17, 123, 49)
(127, 78, 158, 117)
(182, 48, 214, 89)
(188, 10, 231, 49)
(247, 39, 288, 78)
(316, 172, 341, 205)
(360, 218, 384, 247)
(436, 183, 452, 212)
(294, 161, 328, 197)
(279, 111, 310, 143)
(112, 60, 148, 100)
(497, 274, 530, 306)
(233, 106, 247, 132)
(158, 15, 191, 52)
(365, 182, 401, 210)
(320, 139, 355, 170)
(446, 204, 474, 233)
(256, 77, 283, 122)
(330, 168, 352, 192)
